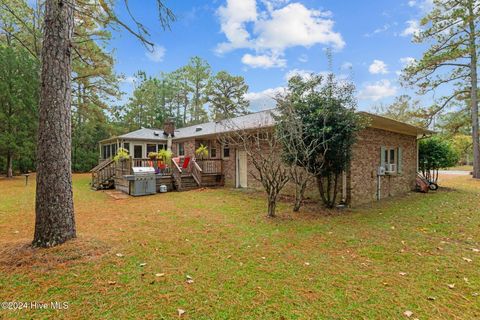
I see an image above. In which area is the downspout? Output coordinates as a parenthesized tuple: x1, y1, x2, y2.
(377, 174, 381, 201)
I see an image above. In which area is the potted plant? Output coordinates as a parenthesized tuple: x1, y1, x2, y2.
(114, 148, 130, 162)
(156, 149, 173, 174)
(113, 148, 130, 172)
(148, 152, 158, 160)
(195, 144, 209, 160)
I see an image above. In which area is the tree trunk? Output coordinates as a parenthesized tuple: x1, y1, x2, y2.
(33, 0, 76, 248)
(267, 196, 277, 218)
(293, 185, 302, 212)
(331, 173, 339, 207)
(468, 0, 480, 179)
(6, 151, 13, 178)
(316, 175, 328, 206)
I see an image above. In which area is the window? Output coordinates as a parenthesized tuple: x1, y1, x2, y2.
(147, 144, 157, 155)
(157, 144, 167, 151)
(123, 142, 130, 153)
(102, 145, 108, 159)
(222, 144, 230, 159)
(381, 147, 400, 173)
(106, 145, 111, 158)
(210, 147, 217, 158)
(178, 143, 185, 156)
(111, 144, 118, 156)
(134, 145, 143, 159)
(384, 148, 396, 165)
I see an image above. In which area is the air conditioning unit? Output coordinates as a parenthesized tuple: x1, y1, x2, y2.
(386, 164, 397, 174)
(377, 166, 386, 176)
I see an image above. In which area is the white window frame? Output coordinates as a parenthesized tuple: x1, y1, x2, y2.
(384, 148, 397, 173)
(178, 143, 185, 156)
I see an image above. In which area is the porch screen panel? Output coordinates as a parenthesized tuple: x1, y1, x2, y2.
(134, 145, 143, 159)
(147, 144, 156, 155)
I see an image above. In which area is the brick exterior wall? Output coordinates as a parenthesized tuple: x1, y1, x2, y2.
(171, 139, 196, 157)
(348, 127, 417, 206)
(221, 127, 417, 207)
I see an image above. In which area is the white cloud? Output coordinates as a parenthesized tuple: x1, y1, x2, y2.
(241, 53, 286, 68)
(216, 0, 257, 53)
(216, 0, 344, 68)
(253, 3, 345, 51)
(400, 57, 416, 67)
(401, 20, 420, 37)
(245, 87, 285, 110)
(145, 44, 166, 62)
(369, 59, 389, 74)
(284, 68, 313, 81)
(364, 23, 397, 37)
(409, 0, 433, 12)
(358, 79, 397, 101)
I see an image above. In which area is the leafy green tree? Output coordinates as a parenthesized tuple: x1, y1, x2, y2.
(375, 95, 429, 128)
(450, 134, 473, 165)
(276, 73, 364, 208)
(419, 137, 459, 183)
(207, 70, 249, 121)
(168, 67, 190, 127)
(185, 56, 210, 124)
(402, 0, 480, 178)
(0, 46, 39, 177)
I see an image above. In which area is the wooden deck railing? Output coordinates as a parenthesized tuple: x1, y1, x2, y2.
(196, 159, 223, 174)
(91, 158, 116, 189)
(132, 158, 172, 175)
(171, 159, 183, 190)
(191, 159, 203, 186)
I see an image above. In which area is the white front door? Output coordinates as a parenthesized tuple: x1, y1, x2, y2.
(237, 150, 248, 188)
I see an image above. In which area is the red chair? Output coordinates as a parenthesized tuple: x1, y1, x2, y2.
(182, 157, 190, 169)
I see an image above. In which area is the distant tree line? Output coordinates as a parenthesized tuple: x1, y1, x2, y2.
(0, 1, 250, 175)
(111, 56, 250, 133)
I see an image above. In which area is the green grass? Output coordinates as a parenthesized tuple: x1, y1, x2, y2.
(0, 174, 479, 319)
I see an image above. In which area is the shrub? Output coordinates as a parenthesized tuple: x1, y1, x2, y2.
(419, 137, 458, 182)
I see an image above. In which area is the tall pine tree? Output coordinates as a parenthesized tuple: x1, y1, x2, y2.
(403, 0, 480, 178)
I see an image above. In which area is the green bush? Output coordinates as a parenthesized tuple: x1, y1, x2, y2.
(419, 137, 458, 182)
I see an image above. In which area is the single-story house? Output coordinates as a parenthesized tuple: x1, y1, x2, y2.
(94, 110, 432, 206)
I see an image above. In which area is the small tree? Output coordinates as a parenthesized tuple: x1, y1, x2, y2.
(277, 73, 363, 209)
(275, 100, 318, 212)
(221, 115, 290, 218)
(195, 144, 208, 159)
(419, 137, 459, 183)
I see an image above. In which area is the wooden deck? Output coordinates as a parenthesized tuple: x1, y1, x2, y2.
(91, 157, 224, 194)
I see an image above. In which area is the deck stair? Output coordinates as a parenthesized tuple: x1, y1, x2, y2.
(90, 158, 116, 190)
(178, 174, 200, 191)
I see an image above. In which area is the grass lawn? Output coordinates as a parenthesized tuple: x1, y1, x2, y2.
(0, 174, 479, 319)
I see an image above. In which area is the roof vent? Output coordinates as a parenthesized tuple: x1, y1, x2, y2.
(153, 131, 160, 136)
(195, 126, 202, 132)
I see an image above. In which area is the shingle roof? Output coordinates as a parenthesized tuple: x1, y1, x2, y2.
(106, 108, 432, 143)
(174, 109, 276, 139)
(118, 128, 168, 141)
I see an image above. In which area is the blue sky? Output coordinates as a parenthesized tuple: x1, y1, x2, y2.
(109, 0, 434, 111)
